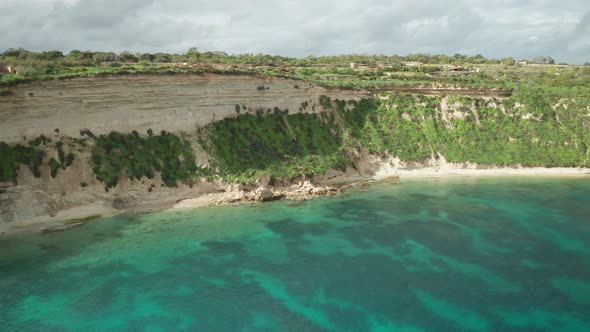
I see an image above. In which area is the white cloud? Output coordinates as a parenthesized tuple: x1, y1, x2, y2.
(0, 0, 588, 63)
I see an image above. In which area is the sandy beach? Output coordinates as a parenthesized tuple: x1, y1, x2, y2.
(370, 155, 590, 179)
(374, 166, 590, 179)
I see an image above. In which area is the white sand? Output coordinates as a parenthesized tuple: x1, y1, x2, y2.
(371, 155, 590, 179)
(374, 163, 590, 179)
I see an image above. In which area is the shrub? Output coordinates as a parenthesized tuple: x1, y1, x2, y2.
(65, 153, 75, 167)
(29, 135, 51, 146)
(80, 129, 96, 138)
(118, 51, 139, 63)
(49, 158, 60, 178)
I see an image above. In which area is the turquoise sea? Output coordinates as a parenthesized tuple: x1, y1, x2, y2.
(1, 177, 589, 331)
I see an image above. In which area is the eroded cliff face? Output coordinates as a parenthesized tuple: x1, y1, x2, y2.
(0, 73, 367, 143)
(0, 74, 367, 231)
(2, 74, 588, 233)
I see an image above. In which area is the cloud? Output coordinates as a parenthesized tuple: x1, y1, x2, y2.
(0, 0, 588, 63)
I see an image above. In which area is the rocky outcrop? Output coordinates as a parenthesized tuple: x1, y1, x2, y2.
(171, 180, 370, 210)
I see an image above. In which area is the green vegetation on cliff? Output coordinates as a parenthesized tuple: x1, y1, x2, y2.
(342, 95, 589, 166)
(199, 109, 351, 182)
(0, 135, 79, 184)
(0, 143, 44, 183)
(2, 91, 589, 187)
(198, 94, 589, 183)
(89, 130, 205, 189)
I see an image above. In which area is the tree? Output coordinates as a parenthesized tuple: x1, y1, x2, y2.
(467, 54, 488, 64)
(1, 48, 33, 60)
(41, 51, 64, 60)
(531, 56, 555, 65)
(453, 53, 467, 60)
(153, 52, 172, 63)
(118, 51, 139, 63)
(92, 52, 117, 64)
(501, 57, 516, 66)
(66, 50, 95, 65)
(139, 53, 155, 62)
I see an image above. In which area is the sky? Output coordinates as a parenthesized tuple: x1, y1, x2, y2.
(1, 0, 589, 64)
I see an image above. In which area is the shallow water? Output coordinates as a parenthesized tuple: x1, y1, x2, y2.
(1, 177, 589, 331)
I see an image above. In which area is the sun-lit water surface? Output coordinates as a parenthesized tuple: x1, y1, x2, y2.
(1, 177, 589, 331)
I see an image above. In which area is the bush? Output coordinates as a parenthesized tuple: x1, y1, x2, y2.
(16, 65, 39, 77)
(118, 51, 139, 63)
(80, 129, 96, 138)
(49, 158, 60, 178)
(65, 153, 75, 167)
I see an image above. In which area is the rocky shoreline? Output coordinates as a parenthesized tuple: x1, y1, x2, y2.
(3, 158, 590, 236)
(0, 177, 379, 236)
(172, 179, 373, 209)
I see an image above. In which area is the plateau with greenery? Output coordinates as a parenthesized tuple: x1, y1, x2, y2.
(2, 48, 590, 96)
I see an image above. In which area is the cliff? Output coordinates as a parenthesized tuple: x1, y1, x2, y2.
(1, 73, 589, 233)
(0, 73, 367, 143)
(0, 74, 366, 231)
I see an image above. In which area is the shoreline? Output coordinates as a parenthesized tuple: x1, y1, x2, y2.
(374, 166, 590, 179)
(170, 166, 590, 211)
(1, 166, 589, 236)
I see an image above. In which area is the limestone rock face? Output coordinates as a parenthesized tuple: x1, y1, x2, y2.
(0, 73, 366, 143)
(245, 187, 284, 202)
